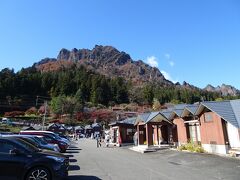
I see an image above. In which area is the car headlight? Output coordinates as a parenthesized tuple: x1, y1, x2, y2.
(46, 156, 65, 163)
(60, 142, 67, 146)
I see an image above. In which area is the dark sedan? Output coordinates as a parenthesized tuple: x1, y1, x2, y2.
(0, 137, 69, 180)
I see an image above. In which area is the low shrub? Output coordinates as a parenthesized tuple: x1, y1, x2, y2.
(179, 141, 204, 153)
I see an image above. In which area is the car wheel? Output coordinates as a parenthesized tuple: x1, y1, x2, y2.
(26, 167, 51, 180)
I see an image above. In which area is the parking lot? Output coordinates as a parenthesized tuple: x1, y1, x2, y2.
(65, 139, 240, 180)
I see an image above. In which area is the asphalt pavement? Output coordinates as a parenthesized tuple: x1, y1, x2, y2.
(64, 138, 240, 180)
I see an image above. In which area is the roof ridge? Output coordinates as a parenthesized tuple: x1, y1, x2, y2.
(230, 100, 240, 127)
(203, 100, 231, 103)
(146, 112, 152, 121)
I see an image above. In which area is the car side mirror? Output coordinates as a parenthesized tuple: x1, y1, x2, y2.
(9, 149, 21, 155)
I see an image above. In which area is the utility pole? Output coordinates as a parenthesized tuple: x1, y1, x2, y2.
(36, 95, 39, 107)
(42, 101, 47, 130)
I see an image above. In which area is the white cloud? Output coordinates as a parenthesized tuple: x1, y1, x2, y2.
(146, 56, 158, 67)
(169, 61, 175, 67)
(161, 70, 178, 83)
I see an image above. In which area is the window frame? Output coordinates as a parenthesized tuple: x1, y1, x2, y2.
(204, 113, 213, 123)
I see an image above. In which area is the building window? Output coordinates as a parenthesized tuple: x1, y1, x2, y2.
(204, 113, 213, 122)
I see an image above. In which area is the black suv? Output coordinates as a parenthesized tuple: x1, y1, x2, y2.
(0, 137, 69, 180)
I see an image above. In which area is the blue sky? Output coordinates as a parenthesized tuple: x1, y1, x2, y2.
(0, 0, 240, 89)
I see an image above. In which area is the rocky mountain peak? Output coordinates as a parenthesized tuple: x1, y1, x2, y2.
(204, 84, 216, 92)
(182, 81, 200, 90)
(35, 45, 172, 86)
(204, 84, 240, 96)
(57, 48, 70, 61)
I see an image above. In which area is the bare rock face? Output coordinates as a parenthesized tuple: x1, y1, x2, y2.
(204, 84, 216, 92)
(36, 45, 173, 86)
(204, 84, 240, 96)
(57, 48, 70, 61)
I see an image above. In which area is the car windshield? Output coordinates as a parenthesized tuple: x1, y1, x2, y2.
(55, 134, 63, 140)
(45, 133, 59, 140)
(15, 138, 40, 152)
(18, 137, 39, 147)
(35, 136, 48, 145)
(30, 137, 43, 145)
(48, 133, 62, 140)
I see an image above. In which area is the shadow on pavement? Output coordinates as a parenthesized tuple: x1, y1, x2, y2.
(65, 154, 74, 158)
(67, 148, 82, 151)
(69, 158, 77, 163)
(66, 175, 102, 180)
(69, 165, 81, 171)
(65, 150, 80, 153)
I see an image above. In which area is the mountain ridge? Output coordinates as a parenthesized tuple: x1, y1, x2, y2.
(35, 45, 173, 87)
(204, 84, 240, 96)
(34, 45, 239, 96)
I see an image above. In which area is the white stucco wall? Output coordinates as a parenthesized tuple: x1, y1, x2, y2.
(202, 144, 228, 154)
(227, 122, 240, 148)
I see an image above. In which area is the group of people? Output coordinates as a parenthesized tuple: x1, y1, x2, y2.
(96, 132, 111, 148)
(68, 132, 80, 141)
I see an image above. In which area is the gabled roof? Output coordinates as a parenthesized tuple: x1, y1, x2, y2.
(109, 117, 137, 126)
(230, 100, 240, 128)
(169, 109, 185, 120)
(135, 112, 151, 125)
(92, 123, 101, 128)
(149, 112, 172, 124)
(32, 124, 42, 130)
(181, 105, 199, 117)
(174, 104, 189, 109)
(121, 117, 137, 125)
(146, 112, 159, 123)
(161, 109, 172, 119)
(135, 112, 171, 125)
(169, 104, 191, 119)
(48, 123, 67, 130)
(195, 99, 240, 128)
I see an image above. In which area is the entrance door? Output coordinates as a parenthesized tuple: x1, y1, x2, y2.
(112, 128, 118, 143)
(189, 125, 197, 142)
(189, 124, 201, 143)
(161, 125, 169, 144)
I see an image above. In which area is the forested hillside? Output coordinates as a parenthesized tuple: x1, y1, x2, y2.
(1, 64, 238, 115)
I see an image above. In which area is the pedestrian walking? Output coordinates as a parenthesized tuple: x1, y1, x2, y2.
(134, 131, 138, 146)
(105, 133, 110, 147)
(99, 136, 102, 147)
(96, 134, 101, 148)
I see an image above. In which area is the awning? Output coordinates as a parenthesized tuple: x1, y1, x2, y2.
(184, 120, 199, 124)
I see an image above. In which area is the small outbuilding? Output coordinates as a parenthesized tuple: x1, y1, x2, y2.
(133, 111, 173, 152)
(109, 117, 137, 146)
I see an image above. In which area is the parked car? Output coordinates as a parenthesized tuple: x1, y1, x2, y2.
(0, 137, 69, 180)
(58, 134, 71, 141)
(1, 135, 60, 152)
(1, 118, 13, 125)
(19, 131, 69, 152)
(20, 130, 70, 145)
(34, 136, 61, 152)
(0, 132, 13, 136)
